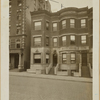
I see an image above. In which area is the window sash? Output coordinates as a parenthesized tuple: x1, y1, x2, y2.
(81, 19, 86, 28)
(62, 53, 67, 63)
(53, 23, 57, 31)
(62, 20, 66, 29)
(34, 37, 41, 46)
(71, 54, 75, 60)
(81, 36, 86, 44)
(34, 22, 41, 30)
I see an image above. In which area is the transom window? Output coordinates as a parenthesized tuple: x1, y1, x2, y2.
(70, 19, 75, 28)
(53, 37, 58, 47)
(62, 20, 66, 29)
(81, 36, 86, 44)
(70, 35, 75, 45)
(71, 53, 75, 63)
(62, 53, 67, 64)
(34, 21, 41, 30)
(46, 22, 49, 30)
(53, 23, 57, 31)
(81, 19, 86, 28)
(33, 37, 41, 46)
(62, 36, 66, 46)
(46, 53, 49, 63)
(34, 53, 41, 63)
(16, 39, 20, 48)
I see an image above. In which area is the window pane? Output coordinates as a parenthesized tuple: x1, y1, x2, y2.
(62, 20, 66, 24)
(62, 53, 67, 63)
(53, 23, 57, 31)
(81, 19, 86, 28)
(34, 37, 41, 46)
(46, 22, 49, 30)
(46, 37, 49, 46)
(62, 36, 66, 41)
(53, 38, 57, 47)
(34, 53, 41, 63)
(53, 38, 57, 42)
(81, 19, 86, 23)
(70, 36, 75, 40)
(34, 22, 41, 30)
(70, 19, 75, 23)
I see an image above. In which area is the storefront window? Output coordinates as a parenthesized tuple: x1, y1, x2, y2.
(71, 53, 75, 63)
(62, 53, 67, 64)
(34, 53, 41, 63)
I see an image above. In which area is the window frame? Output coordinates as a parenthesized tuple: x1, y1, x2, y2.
(53, 37, 58, 47)
(16, 39, 21, 49)
(62, 20, 66, 29)
(70, 35, 75, 45)
(62, 36, 66, 46)
(62, 53, 67, 64)
(70, 53, 76, 64)
(53, 22, 57, 31)
(81, 35, 86, 44)
(33, 37, 41, 47)
(34, 21, 42, 31)
(46, 21, 49, 30)
(46, 37, 49, 46)
(70, 19, 75, 28)
(81, 19, 86, 28)
(34, 53, 41, 64)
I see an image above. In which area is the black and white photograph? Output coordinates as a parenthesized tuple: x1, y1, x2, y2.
(1, 0, 100, 100)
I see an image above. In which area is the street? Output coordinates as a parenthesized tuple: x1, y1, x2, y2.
(9, 75, 92, 100)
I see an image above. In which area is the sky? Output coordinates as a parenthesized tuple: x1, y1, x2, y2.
(49, 0, 93, 12)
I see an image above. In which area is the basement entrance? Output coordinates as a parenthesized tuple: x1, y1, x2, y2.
(82, 53, 87, 66)
(53, 50, 57, 67)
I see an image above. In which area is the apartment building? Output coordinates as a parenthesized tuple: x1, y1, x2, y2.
(27, 7, 93, 77)
(9, 0, 51, 71)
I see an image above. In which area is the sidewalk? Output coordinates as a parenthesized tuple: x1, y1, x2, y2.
(9, 71, 92, 83)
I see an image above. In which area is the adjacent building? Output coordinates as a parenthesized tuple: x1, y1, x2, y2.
(27, 7, 93, 77)
(9, 0, 51, 71)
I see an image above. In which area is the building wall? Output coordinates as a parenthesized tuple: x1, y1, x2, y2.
(29, 7, 93, 73)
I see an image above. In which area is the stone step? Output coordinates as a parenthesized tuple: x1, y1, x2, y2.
(27, 69, 36, 74)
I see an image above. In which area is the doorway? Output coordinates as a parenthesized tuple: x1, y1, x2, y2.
(10, 53, 19, 68)
(53, 53, 57, 67)
(82, 53, 87, 66)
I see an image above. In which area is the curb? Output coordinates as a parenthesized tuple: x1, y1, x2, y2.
(9, 72, 92, 83)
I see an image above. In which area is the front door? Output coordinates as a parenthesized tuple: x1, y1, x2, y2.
(53, 54, 57, 67)
(82, 53, 87, 66)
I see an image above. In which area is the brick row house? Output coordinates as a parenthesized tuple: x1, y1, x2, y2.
(9, 0, 51, 71)
(27, 7, 93, 77)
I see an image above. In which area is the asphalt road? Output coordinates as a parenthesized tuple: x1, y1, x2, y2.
(9, 75, 92, 100)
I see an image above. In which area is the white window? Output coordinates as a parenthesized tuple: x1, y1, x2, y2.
(34, 53, 41, 63)
(71, 53, 75, 63)
(70, 19, 75, 28)
(70, 35, 75, 45)
(62, 36, 66, 46)
(62, 53, 67, 64)
(62, 20, 66, 29)
(53, 38, 57, 47)
(53, 23, 57, 31)
(81, 36, 86, 44)
(81, 19, 86, 28)
(33, 37, 41, 46)
(34, 22, 41, 30)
